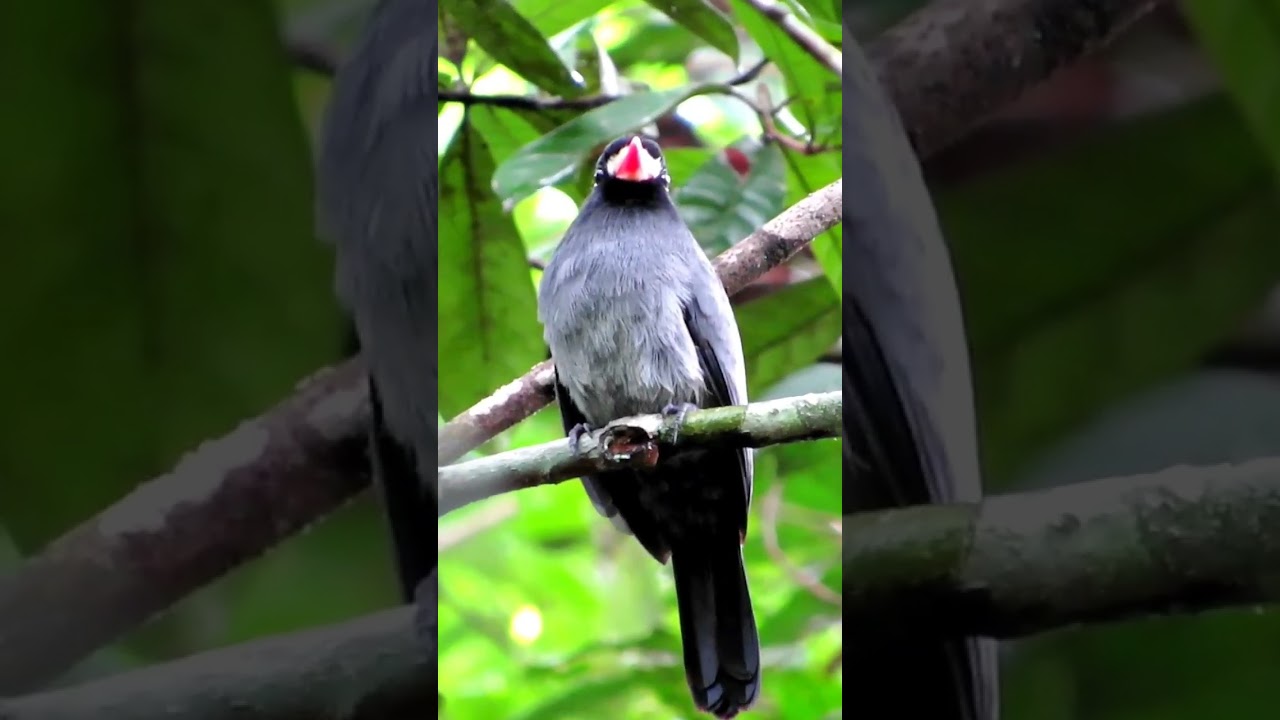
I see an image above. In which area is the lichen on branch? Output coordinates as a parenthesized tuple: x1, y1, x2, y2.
(439, 391, 842, 515)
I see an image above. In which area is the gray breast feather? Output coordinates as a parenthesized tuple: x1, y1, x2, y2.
(538, 207, 716, 426)
(540, 256, 704, 425)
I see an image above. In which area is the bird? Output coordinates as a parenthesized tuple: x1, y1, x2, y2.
(314, 0, 439, 606)
(841, 30, 1000, 720)
(537, 135, 762, 718)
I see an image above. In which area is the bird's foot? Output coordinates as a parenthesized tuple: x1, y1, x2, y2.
(661, 402, 699, 444)
(568, 422, 595, 454)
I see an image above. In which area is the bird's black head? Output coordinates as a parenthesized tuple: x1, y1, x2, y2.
(593, 135, 670, 204)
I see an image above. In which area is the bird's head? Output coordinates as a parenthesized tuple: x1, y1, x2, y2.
(594, 135, 670, 199)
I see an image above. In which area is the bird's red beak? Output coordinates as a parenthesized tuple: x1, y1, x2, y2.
(613, 137, 652, 181)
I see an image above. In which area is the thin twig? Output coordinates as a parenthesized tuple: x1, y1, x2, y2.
(739, 0, 842, 76)
(737, 85, 836, 155)
(436, 59, 769, 112)
(761, 485, 841, 606)
(437, 499, 518, 551)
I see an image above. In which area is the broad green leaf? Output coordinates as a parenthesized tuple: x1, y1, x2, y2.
(0, 1, 340, 548)
(736, 278, 842, 395)
(642, 0, 739, 60)
(564, 22, 621, 97)
(609, 21, 704, 68)
(1181, 0, 1280, 177)
(942, 95, 1280, 483)
(783, 150, 843, 297)
(729, 0, 842, 144)
(492, 86, 708, 206)
(662, 147, 718, 188)
(469, 106, 543, 171)
(438, 115, 544, 417)
(444, 0, 583, 97)
(675, 143, 788, 254)
(785, 0, 843, 42)
(514, 0, 612, 36)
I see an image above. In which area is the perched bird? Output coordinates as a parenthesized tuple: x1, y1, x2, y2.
(315, 0, 438, 605)
(841, 31, 1000, 720)
(538, 136, 761, 718)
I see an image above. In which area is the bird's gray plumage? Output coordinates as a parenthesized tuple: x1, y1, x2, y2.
(538, 138, 760, 717)
(842, 27, 999, 720)
(315, 0, 438, 600)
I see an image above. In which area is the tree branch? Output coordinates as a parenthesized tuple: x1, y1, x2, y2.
(437, 59, 769, 111)
(0, 363, 371, 694)
(843, 457, 1280, 637)
(7, 459, 1280, 718)
(869, 0, 1164, 156)
(439, 391, 841, 515)
(438, 178, 843, 464)
(739, 0, 842, 76)
(0, 577, 436, 720)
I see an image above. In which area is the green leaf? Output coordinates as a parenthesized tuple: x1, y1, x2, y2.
(736, 278, 842, 396)
(608, 21, 704, 68)
(782, 150, 843, 297)
(444, 0, 583, 97)
(641, 0, 740, 60)
(1181, 0, 1280, 177)
(729, 0, 841, 143)
(661, 147, 718, 188)
(0, 1, 340, 548)
(941, 95, 1280, 483)
(438, 115, 545, 418)
(675, 143, 788, 254)
(468, 106, 543, 171)
(514, 0, 613, 36)
(491, 86, 706, 206)
(564, 22, 621, 97)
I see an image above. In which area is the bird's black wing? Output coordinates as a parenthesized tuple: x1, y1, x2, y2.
(368, 377, 436, 602)
(683, 285, 752, 531)
(841, 27, 997, 720)
(843, 295, 987, 720)
(552, 368, 621, 524)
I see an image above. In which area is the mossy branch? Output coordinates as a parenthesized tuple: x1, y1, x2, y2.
(842, 457, 1280, 637)
(439, 391, 842, 515)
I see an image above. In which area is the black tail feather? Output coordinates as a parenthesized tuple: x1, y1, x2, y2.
(368, 378, 437, 602)
(843, 635, 992, 720)
(670, 535, 761, 718)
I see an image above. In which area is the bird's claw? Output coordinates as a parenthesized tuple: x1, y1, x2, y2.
(568, 422, 595, 453)
(661, 402, 699, 444)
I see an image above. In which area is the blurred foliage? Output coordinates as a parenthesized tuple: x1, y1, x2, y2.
(0, 0, 1278, 719)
